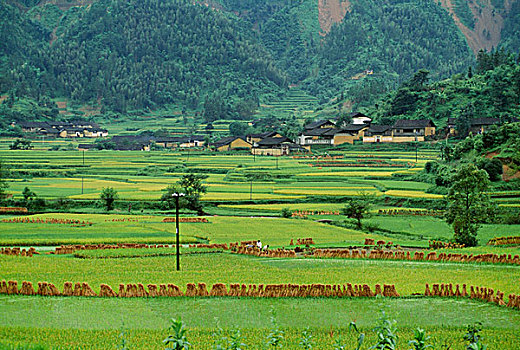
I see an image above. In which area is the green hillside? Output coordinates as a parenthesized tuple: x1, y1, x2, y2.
(0, 0, 519, 120)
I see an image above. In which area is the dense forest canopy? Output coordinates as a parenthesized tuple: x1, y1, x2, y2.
(0, 0, 519, 120)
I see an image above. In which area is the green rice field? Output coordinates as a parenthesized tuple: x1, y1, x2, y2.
(1, 147, 519, 349)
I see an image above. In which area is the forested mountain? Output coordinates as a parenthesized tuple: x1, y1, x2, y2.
(365, 51, 520, 127)
(0, 0, 519, 120)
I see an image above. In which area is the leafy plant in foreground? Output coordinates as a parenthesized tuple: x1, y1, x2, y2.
(298, 328, 313, 349)
(163, 318, 190, 350)
(463, 323, 487, 350)
(266, 312, 284, 348)
(370, 312, 398, 350)
(408, 328, 433, 350)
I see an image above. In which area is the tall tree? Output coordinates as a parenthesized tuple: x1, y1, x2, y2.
(445, 164, 494, 247)
(100, 187, 118, 211)
(0, 159, 9, 199)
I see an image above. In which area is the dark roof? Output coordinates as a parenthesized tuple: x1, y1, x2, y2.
(257, 136, 292, 146)
(78, 144, 96, 149)
(302, 128, 336, 137)
(338, 124, 369, 132)
(470, 118, 500, 126)
(247, 131, 279, 139)
(304, 120, 335, 130)
(212, 136, 248, 148)
(19, 121, 49, 128)
(39, 127, 60, 134)
(367, 125, 392, 133)
(393, 119, 436, 128)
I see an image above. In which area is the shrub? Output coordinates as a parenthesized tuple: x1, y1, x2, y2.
(163, 318, 190, 350)
(281, 208, 292, 218)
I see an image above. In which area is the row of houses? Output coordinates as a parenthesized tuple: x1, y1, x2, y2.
(79, 135, 207, 151)
(14, 121, 108, 138)
(211, 132, 308, 156)
(298, 115, 436, 146)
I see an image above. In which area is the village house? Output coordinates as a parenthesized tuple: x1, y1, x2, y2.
(15, 120, 108, 139)
(252, 136, 308, 156)
(363, 119, 436, 143)
(391, 119, 436, 142)
(246, 131, 282, 146)
(211, 136, 252, 152)
(333, 123, 370, 145)
(362, 125, 393, 143)
(155, 136, 206, 149)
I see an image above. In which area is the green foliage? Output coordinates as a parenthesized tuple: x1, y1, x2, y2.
(371, 311, 398, 350)
(281, 207, 292, 218)
(463, 322, 487, 350)
(0, 158, 8, 199)
(408, 328, 433, 350)
(163, 318, 191, 350)
(341, 194, 373, 229)
(304, 0, 473, 106)
(298, 328, 313, 350)
(100, 187, 118, 211)
(266, 313, 284, 348)
(445, 164, 494, 247)
(453, 0, 475, 29)
(9, 139, 33, 150)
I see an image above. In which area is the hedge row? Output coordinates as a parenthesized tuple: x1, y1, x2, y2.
(423, 283, 520, 310)
(313, 249, 520, 265)
(0, 280, 399, 299)
(0, 247, 36, 257)
(487, 236, 520, 246)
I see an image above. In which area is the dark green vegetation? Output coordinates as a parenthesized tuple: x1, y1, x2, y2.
(1, 0, 519, 121)
(363, 52, 520, 127)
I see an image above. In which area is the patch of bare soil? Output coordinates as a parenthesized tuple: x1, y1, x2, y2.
(437, 0, 512, 54)
(318, 0, 351, 35)
(503, 164, 520, 181)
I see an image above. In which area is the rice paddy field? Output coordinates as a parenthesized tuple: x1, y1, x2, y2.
(1, 147, 520, 349)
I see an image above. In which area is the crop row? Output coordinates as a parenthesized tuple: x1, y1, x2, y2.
(1, 217, 93, 225)
(0, 247, 36, 257)
(0, 280, 400, 298)
(313, 249, 520, 265)
(292, 210, 340, 216)
(54, 243, 174, 254)
(162, 217, 209, 223)
(423, 283, 520, 310)
(0, 207, 27, 213)
(308, 162, 411, 168)
(377, 209, 443, 216)
(487, 236, 520, 246)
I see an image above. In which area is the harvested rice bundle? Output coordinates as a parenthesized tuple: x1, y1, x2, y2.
(147, 284, 159, 298)
(73, 283, 82, 296)
(209, 283, 228, 297)
(375, 284, 383, 296)
(63, 282, 73, 296)
(168, 284, 183, 297)
(185, 283, 197, 297)
(197, 283, 209, 297)
(48, 283, 61, 296)
(7, 281, 18, 295)
(118, 284, 127, 297)
(19, 281, 35, 295)
(100, 284, 117, 298)
(37, 282, 50, 296)
(137, 284, 148, 297)
(159, 284, 168, 297)
(81, 282, 97, 297)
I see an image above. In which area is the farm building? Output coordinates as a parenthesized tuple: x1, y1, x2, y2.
(252, 136, 309, 156)
(211, 137, 252, 152)
(246, 131, 282, 146)
(363, 119, 436, 143)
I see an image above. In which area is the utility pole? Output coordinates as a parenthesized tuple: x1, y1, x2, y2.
(250, 180, 253, 200)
